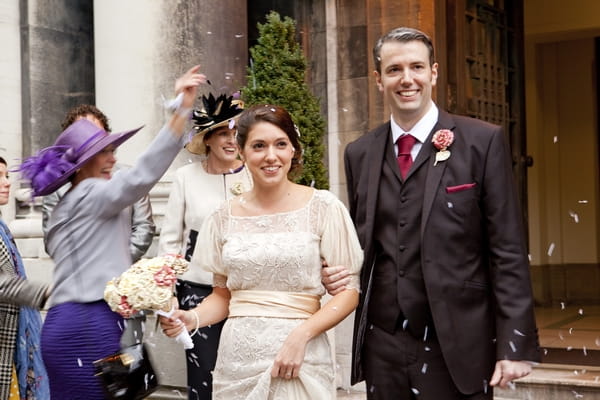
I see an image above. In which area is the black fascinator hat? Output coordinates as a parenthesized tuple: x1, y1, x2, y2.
(186, 93, 244, 155)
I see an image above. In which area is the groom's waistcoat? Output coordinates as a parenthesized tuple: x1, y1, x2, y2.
(367, 139, 434, 338)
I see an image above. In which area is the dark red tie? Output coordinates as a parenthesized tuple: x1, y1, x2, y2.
(397, 134, 417, 179)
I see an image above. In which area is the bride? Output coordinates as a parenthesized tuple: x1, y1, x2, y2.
(160, 104, 363, 399)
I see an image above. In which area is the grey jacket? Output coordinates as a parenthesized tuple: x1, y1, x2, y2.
(42, 164, 155, 262)
(44, 125, 183, 307)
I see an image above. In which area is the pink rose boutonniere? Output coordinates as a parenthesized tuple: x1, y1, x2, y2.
(432, 129, 454, 166)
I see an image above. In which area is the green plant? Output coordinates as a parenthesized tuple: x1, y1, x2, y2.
(242, 11, 328, 189)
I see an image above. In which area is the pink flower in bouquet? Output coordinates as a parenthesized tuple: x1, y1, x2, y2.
(154, 265, 177, 287)
(117, 296, 134, 318)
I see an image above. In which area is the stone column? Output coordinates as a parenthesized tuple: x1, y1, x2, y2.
(94, 0, 248, 389)
(20, 0, 95, 153)
(7, 1, 95, 277)
(0, 0, 23, 221)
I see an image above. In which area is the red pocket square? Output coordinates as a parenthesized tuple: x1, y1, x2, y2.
(446, 183, 476, 193)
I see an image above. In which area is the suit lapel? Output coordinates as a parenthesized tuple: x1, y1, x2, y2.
(421, 111, 456, 238)
(364, 124, 390, 245)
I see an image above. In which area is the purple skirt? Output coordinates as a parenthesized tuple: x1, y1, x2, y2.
(41, 300, 123, 400)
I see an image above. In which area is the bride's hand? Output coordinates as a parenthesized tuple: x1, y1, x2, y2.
(270, 328, 309, 380)
(159, 309, 192, 337)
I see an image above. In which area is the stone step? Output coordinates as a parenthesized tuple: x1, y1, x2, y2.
(494, 363, 600, 399)
(149, 363, 600, 399)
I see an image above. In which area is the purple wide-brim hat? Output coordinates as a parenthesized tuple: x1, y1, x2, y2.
(17, 119, 143, 197)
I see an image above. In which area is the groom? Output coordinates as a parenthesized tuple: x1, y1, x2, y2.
(324, 27, 540, 399)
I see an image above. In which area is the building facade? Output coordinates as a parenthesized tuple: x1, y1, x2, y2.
(1, 0, 599, 392)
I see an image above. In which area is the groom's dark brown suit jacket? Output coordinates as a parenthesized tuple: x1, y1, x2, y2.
(345, 110, 540, 394)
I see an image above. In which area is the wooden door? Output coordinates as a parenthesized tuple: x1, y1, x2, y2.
(440, 0, 530, 232)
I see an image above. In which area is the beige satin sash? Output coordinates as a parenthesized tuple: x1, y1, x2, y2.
(228, 290, 320, 319)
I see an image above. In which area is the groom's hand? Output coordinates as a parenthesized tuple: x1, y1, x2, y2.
(321, 261, 351, 296)
(490, 360, 532, 388)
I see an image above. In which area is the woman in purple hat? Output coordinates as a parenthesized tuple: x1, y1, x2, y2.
(16, 65, 206, 400)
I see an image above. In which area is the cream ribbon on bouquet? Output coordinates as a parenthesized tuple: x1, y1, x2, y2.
(104, 255, 194, 349)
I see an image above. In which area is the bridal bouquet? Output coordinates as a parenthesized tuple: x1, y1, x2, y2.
(104, 254, 194, 349)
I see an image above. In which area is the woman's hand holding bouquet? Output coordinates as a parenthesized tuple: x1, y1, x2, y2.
(104, 254, 194, 349)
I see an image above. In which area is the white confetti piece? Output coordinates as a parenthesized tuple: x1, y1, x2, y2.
(553, 136, 558, 143)
(447, 202, 454, 208)
(421, 363, 428, 374)
(547, 243, 555, 256)
(509, 341, 516, 352)
(77, 358, 83, 367)
(579, 309, 584, 315)
(411, 388, 420, 395)
(578, 200, 589, 204)
(568, 210, 580, 223)
(513, 329, 525, 336)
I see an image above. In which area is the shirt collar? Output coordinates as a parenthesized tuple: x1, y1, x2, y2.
(390, 101, 439, 144)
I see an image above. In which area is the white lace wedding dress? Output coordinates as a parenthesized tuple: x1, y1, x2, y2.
(195, 189, 363, 399)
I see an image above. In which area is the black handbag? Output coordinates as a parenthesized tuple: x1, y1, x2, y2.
(93, 343, 158, 400)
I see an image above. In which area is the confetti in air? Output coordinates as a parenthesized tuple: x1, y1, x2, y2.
(568, 210, 580, 223)
(509, 341, 517, 352)
(561, 302, 565, 310)
(578, 200, 589, 204)
(547, 243, 555, 256)
(411, 388, 420, 395)
(553, 136, 558, 143)
(579, 309, 584, 315)
(513, 329, 525, 336)
(447, 202, 454, 208)
(421, 363, 428, 374)
(77, 358, 83, 367)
